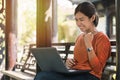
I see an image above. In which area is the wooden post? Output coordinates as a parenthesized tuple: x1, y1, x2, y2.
(36, 0, 52, 72)
(37, 0, 52, 47)
(5, 0, 17, 70)
(115, 0, 120, 80)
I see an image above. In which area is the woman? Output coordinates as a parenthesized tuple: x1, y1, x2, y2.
(34, 1, 111, 80)
(66, 1, 111, 80)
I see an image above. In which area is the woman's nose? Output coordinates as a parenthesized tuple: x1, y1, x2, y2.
(76, 21, 82, 27)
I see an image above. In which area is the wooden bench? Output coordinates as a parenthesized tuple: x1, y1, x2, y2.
(16, 44, 35, 69)
(1, 40, 116, 80)
(1, 70, 35, 80)
(1, 44, 36, 80)
(20, 44, 36, 72)
(101, 40, 116, 80)
(1, 43, 74, 80)
(52, 42, 74, 62)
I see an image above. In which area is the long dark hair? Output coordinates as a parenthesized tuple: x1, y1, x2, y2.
(74, 1, 99, 27)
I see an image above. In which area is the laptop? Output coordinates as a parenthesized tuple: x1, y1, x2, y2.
(30, 47, 90, 74)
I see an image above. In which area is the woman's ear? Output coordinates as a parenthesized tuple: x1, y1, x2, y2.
(90, 15, 96, 22)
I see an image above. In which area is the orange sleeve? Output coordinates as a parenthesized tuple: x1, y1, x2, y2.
(89, 34, 111, 73)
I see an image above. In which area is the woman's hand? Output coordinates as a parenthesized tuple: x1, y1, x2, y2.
(84, 32, 93, 48)
(84, 32, 93, 43)
(65, 58, 77, 69)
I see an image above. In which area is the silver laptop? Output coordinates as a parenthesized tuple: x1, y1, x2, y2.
(30, 47, 90, 74)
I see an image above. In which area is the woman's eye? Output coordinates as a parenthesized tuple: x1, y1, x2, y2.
(75, 19, 78, 21)
(79, 19, 84, 21)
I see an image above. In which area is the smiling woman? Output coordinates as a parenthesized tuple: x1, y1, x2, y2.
(34, 1, 111, 80)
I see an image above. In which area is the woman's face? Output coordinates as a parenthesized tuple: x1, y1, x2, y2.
(75, 12, 94, 33)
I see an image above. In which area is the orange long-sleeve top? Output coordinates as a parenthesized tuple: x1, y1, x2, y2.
(72, 32, 111, 79)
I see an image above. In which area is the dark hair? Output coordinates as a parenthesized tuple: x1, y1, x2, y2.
(74, 1, 99, 26)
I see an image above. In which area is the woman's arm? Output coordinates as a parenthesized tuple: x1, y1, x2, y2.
(84, 33, 111, 73)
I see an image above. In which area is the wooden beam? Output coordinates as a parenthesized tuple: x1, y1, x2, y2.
(5, 0, 17, 70)
(115, 0, 120, 79)
(37, 0, 52, 47)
